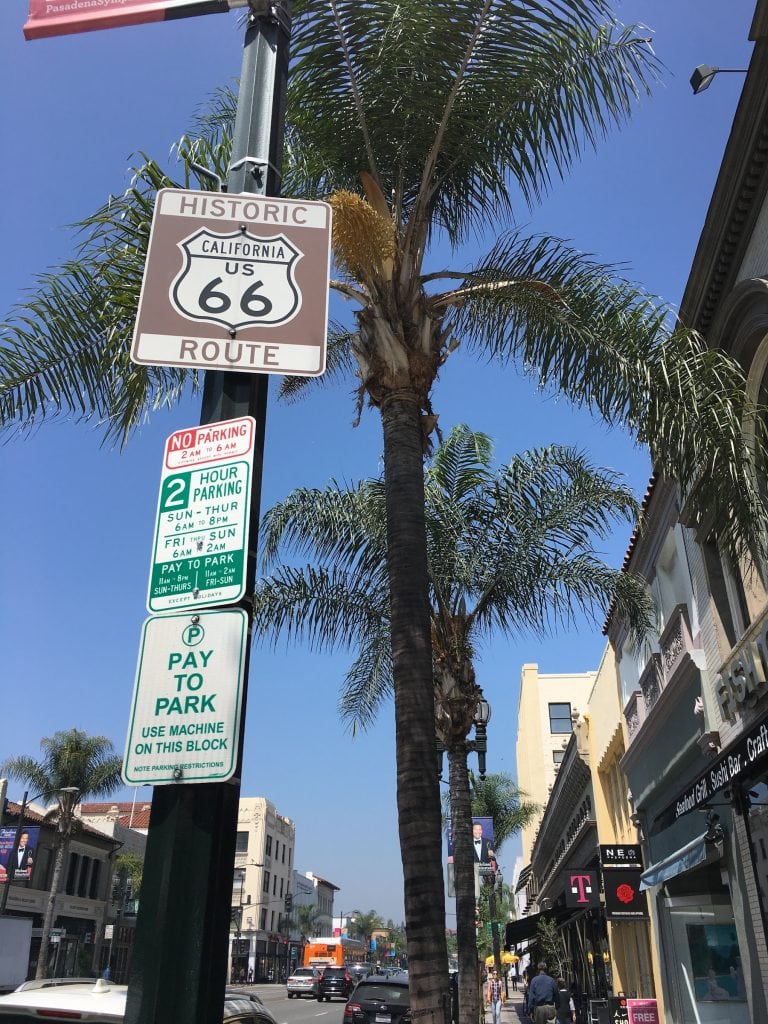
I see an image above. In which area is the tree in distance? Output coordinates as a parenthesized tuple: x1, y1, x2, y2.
(1, 729, 123, 979)
(253, 424, 653, 1021)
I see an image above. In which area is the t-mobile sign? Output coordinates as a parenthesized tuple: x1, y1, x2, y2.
(562, 870, 600, 909)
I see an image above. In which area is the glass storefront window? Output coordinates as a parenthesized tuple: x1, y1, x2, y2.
(663, 896, 748, 1023)
(741, 776, 768, 936)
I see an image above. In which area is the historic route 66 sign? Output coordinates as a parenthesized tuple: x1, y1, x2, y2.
(131, 189, 332, 377)
(170, 229, 301, 331)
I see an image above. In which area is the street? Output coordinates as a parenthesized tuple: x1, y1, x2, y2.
(249, 986, 348, 1024)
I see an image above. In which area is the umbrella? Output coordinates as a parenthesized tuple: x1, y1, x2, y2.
(484, 955, 496, 966)
(503, 952, 520, 964)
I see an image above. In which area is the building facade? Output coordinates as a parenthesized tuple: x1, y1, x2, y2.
(516, 664, 596, 868)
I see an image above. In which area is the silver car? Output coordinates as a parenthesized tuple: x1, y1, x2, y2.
(286, 967, 321, 999)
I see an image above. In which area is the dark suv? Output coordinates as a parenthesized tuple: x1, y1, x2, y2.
(343, 972, 410, 1024)
(318, 966, 356, 1002)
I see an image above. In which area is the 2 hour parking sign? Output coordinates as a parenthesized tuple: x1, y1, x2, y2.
(131, 189, 332, 376)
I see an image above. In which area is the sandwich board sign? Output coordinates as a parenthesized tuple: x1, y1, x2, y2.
(122, 608, 248, 786)
(131, 188, 332, 377)
(147, 416, 254, 613)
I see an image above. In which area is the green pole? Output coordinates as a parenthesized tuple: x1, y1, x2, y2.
(124, 4, 291, 1021)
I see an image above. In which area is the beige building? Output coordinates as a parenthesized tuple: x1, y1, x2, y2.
(516, 663, 595, 864)
(232, 797, 297, 982)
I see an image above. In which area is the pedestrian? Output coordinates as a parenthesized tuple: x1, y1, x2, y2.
(485, 969, 505, 1024)
(555, 979, 575, 1024)
(248, 966, 254, 984)
(511, 969, 518, 992)
(526, 962, 559, 1023)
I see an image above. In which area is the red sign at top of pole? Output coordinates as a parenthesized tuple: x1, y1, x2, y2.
(24, 0, 247, 40)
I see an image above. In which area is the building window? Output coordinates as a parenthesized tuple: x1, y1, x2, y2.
(259, 908, 267, 930)
(273, 874, 277, 895)
(283, 846, 286, 864)
(549, 703, 572, 733)
(270, 911, 275, 930)
(280, 877, 284, 897)
(553, 750, 565, 764)
(265, 835, 272, 856)
(236, 832, 249, 855)
(263, 871, 270, 893)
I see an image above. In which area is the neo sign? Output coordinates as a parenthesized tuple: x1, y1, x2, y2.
(147, 416, 254, 613)
(122, 608, 248, 786)
(131, 189, 332, 377)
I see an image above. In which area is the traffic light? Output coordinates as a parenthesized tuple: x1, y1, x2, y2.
(284, 893, 293, 913)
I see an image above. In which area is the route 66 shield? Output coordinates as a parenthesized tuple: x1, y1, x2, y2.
(170, 228, 302, 331)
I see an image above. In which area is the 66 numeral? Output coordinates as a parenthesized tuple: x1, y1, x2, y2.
(199, 278, 274, 318)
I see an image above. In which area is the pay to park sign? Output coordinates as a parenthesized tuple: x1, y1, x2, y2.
(122, 608, 248, 786)
(147, 416, 254, 613)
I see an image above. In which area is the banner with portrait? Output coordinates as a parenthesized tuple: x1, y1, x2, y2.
(0, 825, 40, 884)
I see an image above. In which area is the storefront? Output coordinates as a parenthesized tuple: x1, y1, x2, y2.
(641, 707, 768, 1022)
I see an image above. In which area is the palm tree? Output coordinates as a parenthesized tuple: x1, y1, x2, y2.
(296, 903, 321, 941)
(254, 423, 651, 1021)
(350, 909, 385, 955)
(3, 4, 767, 1016)
(0, 729, 123, 979)
(470, 773, 537, 975)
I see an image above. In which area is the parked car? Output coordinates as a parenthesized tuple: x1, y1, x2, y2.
(349, 964, 373, 984)
(317, 966, 356, 1001)
(286, 966, 321, 999)
(0, 978, 279, 1023)
(343, 971, 411, 1024)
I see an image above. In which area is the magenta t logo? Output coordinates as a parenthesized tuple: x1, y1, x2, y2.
(569, 873, 593, 903)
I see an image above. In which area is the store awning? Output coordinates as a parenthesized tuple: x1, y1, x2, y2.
(514, 865, 532, 893)
(505, 907, 572, 946)
(639, 831, 724, 890)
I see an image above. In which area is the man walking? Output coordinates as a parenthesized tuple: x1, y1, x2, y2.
(526, 963, 559, 1023)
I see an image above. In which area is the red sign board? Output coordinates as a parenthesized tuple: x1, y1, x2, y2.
(627, 999, 659, 1024)
(24, 0, 246, 40)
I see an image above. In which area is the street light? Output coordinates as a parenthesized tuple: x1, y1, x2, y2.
(690, 64, 747, 95)
(472, 696, 491, 781)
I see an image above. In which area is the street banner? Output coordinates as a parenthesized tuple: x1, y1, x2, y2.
(0, 825, 40, 884)
(563, 869, 601, 909)
(603, 868, 648, 920)
(24, 0, 247, 41)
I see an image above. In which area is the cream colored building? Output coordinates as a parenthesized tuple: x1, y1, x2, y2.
(232, 797, 297, 981)
(516, 663, 595, 864)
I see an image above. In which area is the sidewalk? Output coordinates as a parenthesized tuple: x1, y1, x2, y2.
(481, 988, 529, 1023)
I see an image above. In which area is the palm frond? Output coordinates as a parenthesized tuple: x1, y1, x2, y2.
(450, 231, 768, 563)
(252, 565, 387, 653)
(277, 320, 360, 403)
(338, 624, 394, 731)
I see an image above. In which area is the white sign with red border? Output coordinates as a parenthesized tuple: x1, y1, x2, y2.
(147, 416, 254, 613)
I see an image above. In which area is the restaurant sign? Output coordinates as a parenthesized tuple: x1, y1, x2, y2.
(652, 708, 768, 834)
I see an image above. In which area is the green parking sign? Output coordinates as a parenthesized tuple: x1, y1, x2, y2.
(147, 417, 255, 612)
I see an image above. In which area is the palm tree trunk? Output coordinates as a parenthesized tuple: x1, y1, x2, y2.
(447, 744, 480, 1024)
(36, 836, 68, 979)
(380, 390, 449, 1024)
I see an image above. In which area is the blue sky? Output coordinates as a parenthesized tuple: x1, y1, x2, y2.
(0, 1, 757, 924)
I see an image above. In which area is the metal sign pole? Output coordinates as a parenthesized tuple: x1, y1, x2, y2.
(125, 4, 290, 1021)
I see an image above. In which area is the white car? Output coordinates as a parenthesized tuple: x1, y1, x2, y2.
(0, 978, 279, 1023)
(286, 967, 321, 999)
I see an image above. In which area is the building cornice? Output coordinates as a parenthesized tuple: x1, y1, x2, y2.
(679, 8, 768, 334)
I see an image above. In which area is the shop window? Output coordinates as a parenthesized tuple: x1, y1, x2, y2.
(66, 852, 79, 895)
(549, 703, 572, 733)
(703, 540, 750, 650)
(89, 860, 101, 900)
(236, 831, 249, 855)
